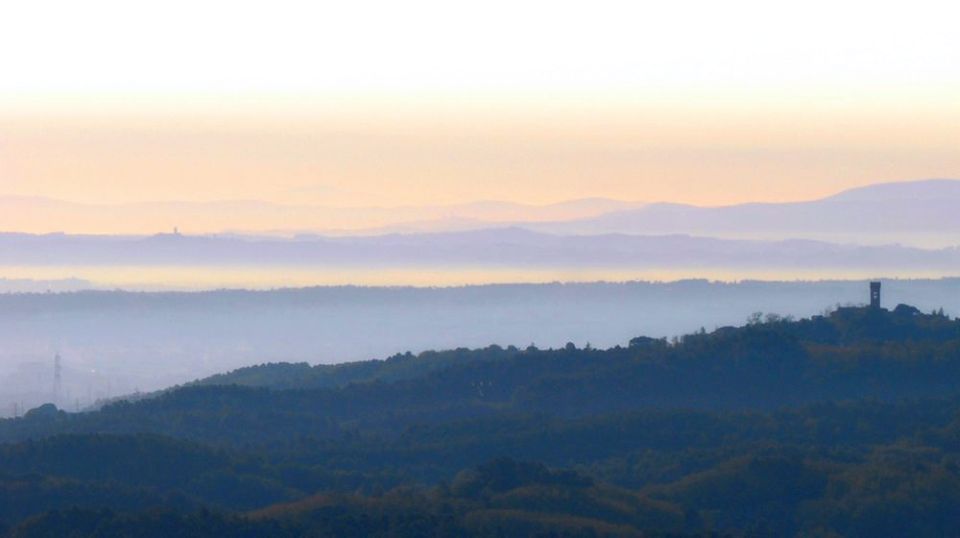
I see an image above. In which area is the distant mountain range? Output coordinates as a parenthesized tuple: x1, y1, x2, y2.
(1, 179, 958, 285)
(527, 179, 960, 246)
(0, 195, 641, 236)
(2, 179, 958, 247)
(0, 226, 957, 273)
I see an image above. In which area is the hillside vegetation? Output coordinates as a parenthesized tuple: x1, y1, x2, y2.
(3, 304, 960, 536)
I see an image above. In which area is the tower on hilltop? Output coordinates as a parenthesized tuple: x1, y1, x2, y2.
(870, 281, 881, 309)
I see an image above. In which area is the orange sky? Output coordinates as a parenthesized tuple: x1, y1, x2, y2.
(0, 0, 958, 230)
(1, 94, 957, 214)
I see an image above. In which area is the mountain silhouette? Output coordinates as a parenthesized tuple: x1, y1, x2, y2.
(530, 178, 960, 246)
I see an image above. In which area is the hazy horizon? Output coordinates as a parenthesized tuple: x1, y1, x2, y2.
(2, 0, 959, 398)
(0, 177, 957, 236)
(3, 277, 957, 415)
(3, 1, 958, 236)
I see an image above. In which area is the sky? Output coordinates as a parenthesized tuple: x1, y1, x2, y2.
(0, 0, 958, 215)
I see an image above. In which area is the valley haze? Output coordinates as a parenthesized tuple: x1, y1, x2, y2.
(1, 278, 959, 417)
(4, 2, 960, 534)
(3, 178, 959, 414)
(1, 179, 959, 291)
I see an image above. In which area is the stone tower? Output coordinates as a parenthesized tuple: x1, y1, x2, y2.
(870, 281, 881, 309)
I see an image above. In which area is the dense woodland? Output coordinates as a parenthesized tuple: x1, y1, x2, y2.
(3, 303, 960, 536)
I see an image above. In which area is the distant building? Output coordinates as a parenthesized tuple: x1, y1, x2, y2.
(870, 281, 881, 309)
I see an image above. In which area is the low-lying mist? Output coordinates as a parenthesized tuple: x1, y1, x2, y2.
(1, 278, 957, 416)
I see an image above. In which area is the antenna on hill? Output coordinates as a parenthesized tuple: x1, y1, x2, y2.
(53, 353, 62, 406)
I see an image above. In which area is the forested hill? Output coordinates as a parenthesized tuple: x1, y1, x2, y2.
(4, 303, 960, 445)
(3, 304, 960, 536)
(192, 301, 960, 393)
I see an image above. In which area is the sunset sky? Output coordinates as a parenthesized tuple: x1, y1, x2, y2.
(1, 0, 957, 214)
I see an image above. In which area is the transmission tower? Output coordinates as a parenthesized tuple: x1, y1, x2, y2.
(53, 353, 62, 406)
